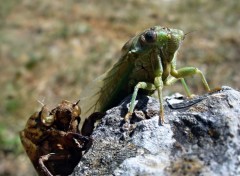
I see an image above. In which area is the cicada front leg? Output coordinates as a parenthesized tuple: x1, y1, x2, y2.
(170, 67, 211, 94)
(124, 81, 161, 123)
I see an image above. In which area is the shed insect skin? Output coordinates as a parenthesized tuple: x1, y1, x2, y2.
(20, 100, 92, 176)
(80, 26, 210, 125)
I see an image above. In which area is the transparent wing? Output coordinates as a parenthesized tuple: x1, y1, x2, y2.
(79, 73, 106, 119)
(79, 58, 133, 120)
(79, 36, 137, 124)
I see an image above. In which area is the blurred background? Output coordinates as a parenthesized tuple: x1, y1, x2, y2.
(0, 0, 239, 175)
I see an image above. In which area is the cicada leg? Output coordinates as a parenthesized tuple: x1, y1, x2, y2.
(170, 67, 211, 92)
(124, 82, 156, 122)
(81, 112, 105, 136)
(39, 153, 71, 176)
(164, 77, 192, 97)
(39, 153, 56, 176)
(154, 77, 164, 125)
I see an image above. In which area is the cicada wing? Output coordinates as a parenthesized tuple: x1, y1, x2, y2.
(79, 34, 138, 125)
(79, 73, 107, 119)
(79, 60, 132, 125)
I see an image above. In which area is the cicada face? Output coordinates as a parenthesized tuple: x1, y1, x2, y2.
(129, 26, 184, 61)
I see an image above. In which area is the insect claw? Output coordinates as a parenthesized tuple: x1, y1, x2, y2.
(158, 111, 164, 126)
(208, 87, 221, 94)
(158, 119, 164, 126)
(188, 94, 196, 98)
(124, 112, 132, 123)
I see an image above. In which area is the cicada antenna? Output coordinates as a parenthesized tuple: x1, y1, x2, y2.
(185, 30, 197, 36)
(184, 30, 198, 39)
(37, 97, 45, 106)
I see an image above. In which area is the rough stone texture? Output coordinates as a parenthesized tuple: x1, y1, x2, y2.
(72, 86, 240, 176)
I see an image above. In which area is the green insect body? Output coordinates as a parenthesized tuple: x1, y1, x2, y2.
(80, 26, 210, 125)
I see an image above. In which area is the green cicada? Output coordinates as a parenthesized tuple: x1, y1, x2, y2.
(80, 26, 210, 125)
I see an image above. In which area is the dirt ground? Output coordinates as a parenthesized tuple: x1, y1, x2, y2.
(0, 0, 239, 175)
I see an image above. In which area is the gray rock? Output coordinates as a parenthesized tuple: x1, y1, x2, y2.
(72, 86, 240, 176)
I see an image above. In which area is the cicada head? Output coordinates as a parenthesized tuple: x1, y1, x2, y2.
(130, 26, 185, 62)
(144, 27, 183, 50)
(49, 100, 81, 132)
(156, 27, 184, 55)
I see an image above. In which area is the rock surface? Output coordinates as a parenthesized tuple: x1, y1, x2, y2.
(72, 86, 240, 176)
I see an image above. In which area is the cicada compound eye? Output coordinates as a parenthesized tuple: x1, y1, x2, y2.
(40, 105, 55, 126)
(42, 115, 55, 126)
(140, 30, 157, 44)
(72, 104, 81, 117)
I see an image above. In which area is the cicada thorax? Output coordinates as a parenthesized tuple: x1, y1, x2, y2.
(126, 54, 156, 96)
